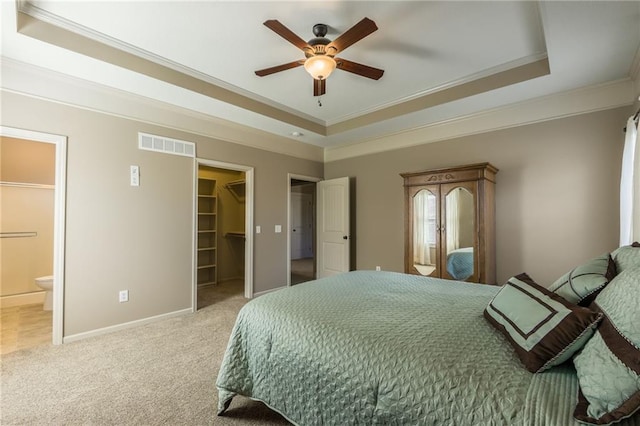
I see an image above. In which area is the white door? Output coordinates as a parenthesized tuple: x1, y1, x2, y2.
(317, 177, 350, 278)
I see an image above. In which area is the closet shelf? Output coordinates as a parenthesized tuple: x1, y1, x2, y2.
(225, 232, 245, 239)
(197, 172, 218, 286)
(197, 264, 217, 269)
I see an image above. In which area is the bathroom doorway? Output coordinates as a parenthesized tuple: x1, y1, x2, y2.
(194, 159, 253, 310)
(288, 174, 320, 286)
(0, 127, 67, 348)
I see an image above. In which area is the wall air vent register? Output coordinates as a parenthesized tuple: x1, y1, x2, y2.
(138, 132, 195, 158)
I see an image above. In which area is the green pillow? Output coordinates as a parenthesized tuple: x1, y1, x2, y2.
(484, 273, 603, 373)
(611, 242, 640, 274)
(548, 254, 616, 306)
(572, 266, 640, 425)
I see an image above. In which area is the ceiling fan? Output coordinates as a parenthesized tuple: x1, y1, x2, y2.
(255, 17, 384, 97)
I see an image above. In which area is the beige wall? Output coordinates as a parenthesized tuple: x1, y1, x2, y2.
(0, 87, 631, 337)
(1, 91, 323, 337)
(1, 186, 54, 296)
(1, 137, 55, 184)
(325, 107, 629, 286)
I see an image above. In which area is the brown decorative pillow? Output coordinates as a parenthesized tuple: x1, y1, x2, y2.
(484, 273, 603, 373)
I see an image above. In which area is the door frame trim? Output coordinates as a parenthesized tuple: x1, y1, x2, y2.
(287, 174, 321, 287)
(194, 159, 254, 306)
(1, 126, 67, 345)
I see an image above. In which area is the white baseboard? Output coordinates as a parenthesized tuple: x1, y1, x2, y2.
(63, 308, 193, 343)
(253, 285, 286, 298)
(0, 291, 45, 308)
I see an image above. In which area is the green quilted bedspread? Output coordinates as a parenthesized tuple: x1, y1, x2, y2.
(216, 271, 640, 425)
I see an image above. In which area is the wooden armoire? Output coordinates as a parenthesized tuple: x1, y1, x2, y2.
(401, 163, 498, 285)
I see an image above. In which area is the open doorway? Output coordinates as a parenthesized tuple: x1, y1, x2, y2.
(195, 160, 253, 310)
(0, 126, 67, 347)
(288, 175, 320, 286)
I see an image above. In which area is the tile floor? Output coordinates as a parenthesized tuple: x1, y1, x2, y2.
(1, 303, 52, 355)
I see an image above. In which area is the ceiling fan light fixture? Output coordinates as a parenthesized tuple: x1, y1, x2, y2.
(304, 55, 336, 80)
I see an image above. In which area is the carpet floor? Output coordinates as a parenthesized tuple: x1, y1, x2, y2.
(0, 283, 291, 425)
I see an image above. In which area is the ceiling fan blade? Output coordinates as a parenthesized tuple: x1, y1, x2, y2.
(335, 58, 384, 80)
(313, 79, 326, 96)
(327, 17, 378, 54)
(255, 60, 304, 77)
(263, 20, 312, 52)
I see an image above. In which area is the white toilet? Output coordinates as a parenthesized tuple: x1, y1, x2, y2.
(35, 275, 54, 311)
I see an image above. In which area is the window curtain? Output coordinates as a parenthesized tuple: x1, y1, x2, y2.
(620, 115, 640, 246)
(446, 189, 460, 252)
(413, 192, 432, 265)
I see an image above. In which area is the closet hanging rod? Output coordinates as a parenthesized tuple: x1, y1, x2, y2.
(225, 179, 245, 189)
(1, 232, 38, 238)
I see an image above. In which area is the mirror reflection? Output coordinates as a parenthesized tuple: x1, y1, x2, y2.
(412, 189, 437, 276)
(445, 187, 474, 280)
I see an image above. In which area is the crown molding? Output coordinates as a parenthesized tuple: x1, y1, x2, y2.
(15, 1, 326, 135)
(324, 78, 635, 162)
(3, 56, 632, 165)
(0, 57, 324, 162)
(14, 1, 552, 140)
(326, 56, 549, 135)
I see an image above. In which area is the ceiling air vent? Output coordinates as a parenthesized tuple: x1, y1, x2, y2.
(138, 132, 195, 158)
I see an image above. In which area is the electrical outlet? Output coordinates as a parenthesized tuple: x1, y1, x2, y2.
(376, 266, 381, 271)
(119, 290, 129, 303)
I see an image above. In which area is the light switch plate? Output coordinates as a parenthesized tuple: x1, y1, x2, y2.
(275, 225, 282, 233)
(256, 225, 261, 234)
(130, 165, 139, 186)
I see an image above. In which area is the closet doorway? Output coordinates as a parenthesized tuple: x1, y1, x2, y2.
(288, 174, 320, 286)
(195, 160, 253, 310)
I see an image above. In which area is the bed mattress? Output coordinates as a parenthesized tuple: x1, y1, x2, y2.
(216, 270, 640, 425)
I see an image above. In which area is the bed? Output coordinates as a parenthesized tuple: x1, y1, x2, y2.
(445, 246, 474, 280)
(217, 245, 640, 425)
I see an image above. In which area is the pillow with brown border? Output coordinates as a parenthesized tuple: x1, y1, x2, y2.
(572, 266, 640, 425)
(547, 253, 616, 306)
(484, 273, 603, 373)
